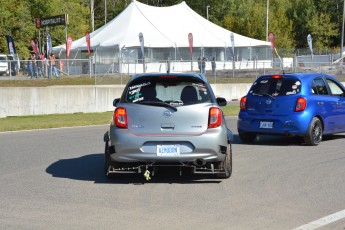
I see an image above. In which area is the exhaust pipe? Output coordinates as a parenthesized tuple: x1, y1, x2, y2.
(194, 159, 206, 166)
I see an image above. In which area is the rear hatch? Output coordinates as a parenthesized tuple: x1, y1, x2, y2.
(246, 75, 302, 116)
(124, 103, 211, 135)
(121, 74, 215, 136)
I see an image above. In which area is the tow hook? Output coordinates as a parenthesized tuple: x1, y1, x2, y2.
(143, 169, 151, 181)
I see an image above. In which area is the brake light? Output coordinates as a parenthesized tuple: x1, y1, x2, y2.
(295, 97, 307, 112)
(114, 107, 128, 128)
(240, 96, 247, 110)
(208, 107, 222, 128)
(272, 75, 282, 79)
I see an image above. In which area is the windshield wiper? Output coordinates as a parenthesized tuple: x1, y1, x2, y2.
(136, 101, 178, 111)
(252, 92, 276, 99)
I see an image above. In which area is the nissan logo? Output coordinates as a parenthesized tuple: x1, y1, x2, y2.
(266, 99, 272, 105)
(163, 110, 172, 118)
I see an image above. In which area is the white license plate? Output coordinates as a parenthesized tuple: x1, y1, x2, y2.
(260, 121, 273, 129)
(157, 145, 180, 156)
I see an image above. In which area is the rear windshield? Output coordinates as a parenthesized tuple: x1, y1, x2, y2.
(124, 76, 212, 106)
(250, 77, 301, 96)
(0, 56, 7, 61)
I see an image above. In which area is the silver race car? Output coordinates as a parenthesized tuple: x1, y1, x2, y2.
(104, 73, 233, 179)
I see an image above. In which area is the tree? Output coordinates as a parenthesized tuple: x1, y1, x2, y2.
(307, 12, 338, 50)
(268, 0, 295, 49)
(0, 0, 34, 58)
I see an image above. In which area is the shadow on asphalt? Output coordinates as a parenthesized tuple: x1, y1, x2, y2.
(46, 153, 223, 184)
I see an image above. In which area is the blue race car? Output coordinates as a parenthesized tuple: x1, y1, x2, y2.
(237, 72, 345, 146)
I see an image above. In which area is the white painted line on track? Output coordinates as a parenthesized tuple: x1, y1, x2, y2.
(292, 209, 345, 230)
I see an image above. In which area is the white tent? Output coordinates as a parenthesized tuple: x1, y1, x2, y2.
(54, 0, 270, 51)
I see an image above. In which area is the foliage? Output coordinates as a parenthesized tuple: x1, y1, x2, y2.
(1, 0, 345, 57)
(0, 0, 89, 59)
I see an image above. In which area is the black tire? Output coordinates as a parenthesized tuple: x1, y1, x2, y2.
(104, 142, 111, 177)
(238, 132, 256, 143)
(104, 142, 118, 178)
(215, 143, 232, 179)
(304, 117, 323, 146)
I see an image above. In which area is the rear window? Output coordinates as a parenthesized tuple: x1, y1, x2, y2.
(124, 76, 211, 106)
(250, 77, 301, 96)
(0, 56, 7, 61)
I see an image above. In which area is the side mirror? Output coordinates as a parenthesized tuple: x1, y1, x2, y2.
(113, 98, 120, 107)
(216, 97, 227, 107)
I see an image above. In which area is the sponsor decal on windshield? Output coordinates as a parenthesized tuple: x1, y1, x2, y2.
(128, 82, 151, 90)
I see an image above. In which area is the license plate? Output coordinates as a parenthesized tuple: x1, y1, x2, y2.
(260, 121, 273, 129)
(157, 145, 180, 156)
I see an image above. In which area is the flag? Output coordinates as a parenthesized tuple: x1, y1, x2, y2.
(188, 33, 193, 56)
(46, 33, 53, 55)
(230, 32, 235, 56)
(138, 32, 144, 57)
(30, 39, 39, 55)
(5, 35, 16, 55)
(268, 32, 275, 51)
(66, 36, 73, 58)
(307, 34, 313, 53)
(85, 32, 91, 57)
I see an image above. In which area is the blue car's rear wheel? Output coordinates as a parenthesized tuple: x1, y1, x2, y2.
(304, 117, 322, 146)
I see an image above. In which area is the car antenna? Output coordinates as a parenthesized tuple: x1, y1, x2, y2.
(274, 47, 285, 74)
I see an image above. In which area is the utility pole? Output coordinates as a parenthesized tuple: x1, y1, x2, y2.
(266, 0, 269, 40)
(90, 0, 94, 32)
(341, 0, 345, 65)
(105, 0, 107, 24)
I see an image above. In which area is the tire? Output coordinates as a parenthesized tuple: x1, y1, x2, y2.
(104, 142, 111, 177)
(304, 117, 323, 146)
(238, 132, 256, 143)
(215, 143, 232, 179)
(104, 142, 118, 178)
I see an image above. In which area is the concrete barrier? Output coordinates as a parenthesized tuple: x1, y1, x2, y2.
(0, 84, 251, 118)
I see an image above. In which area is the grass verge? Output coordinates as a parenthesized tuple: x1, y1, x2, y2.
(0, 105, 239, 132)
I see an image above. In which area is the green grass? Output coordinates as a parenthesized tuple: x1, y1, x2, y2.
(0, 75, 257, 87)
(0, 105, 239, 132)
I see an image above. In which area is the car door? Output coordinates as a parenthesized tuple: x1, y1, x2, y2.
(325, 78, 345, 132)
(311, 78, 338, 133)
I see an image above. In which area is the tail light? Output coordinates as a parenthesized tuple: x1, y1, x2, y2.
(295, 97, 307, 112)
(208, 107, 222, 128)
(240, 96, 247, 110)
(114, 107, 127, 128)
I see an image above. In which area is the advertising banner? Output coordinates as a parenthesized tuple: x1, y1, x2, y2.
(188, 33, 193, 56)
(46, 33, 53, 55)
(139, 32, 144, 57)
(66, 36, 73, 58)
(37, 14, 68, 28)
(30, 39, 39, 55)
(5, 35, 16, 55)
(230, 32, 235, 56)
(307, 34, 313, 53)
(85, 32, 91, 57)
(268, 32, 275, 51)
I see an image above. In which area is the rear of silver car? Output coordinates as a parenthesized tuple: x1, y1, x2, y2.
(104, 73, 232, 179)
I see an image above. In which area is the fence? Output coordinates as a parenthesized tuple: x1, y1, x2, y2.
(1, 50, 345, 82)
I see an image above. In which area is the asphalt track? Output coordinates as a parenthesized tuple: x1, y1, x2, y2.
(1, 117, 345, 229)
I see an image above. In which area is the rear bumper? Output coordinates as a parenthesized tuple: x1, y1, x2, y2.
(108, 126, 228, 163)
(237, 111, 312, 135)
(106, 162, 227, 176)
